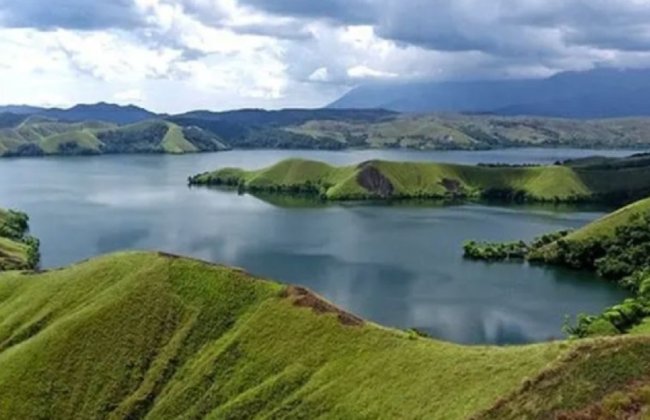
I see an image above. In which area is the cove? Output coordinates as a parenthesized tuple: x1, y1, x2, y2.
(0, 148, 634, 344)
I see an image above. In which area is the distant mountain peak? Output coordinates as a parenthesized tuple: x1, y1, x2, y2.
(327, 67, 650, 118)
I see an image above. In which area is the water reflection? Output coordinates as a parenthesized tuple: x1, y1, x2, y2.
(0, 149, 633, 344)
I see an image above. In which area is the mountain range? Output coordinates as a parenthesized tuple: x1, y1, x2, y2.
(329, 68, 650, 118)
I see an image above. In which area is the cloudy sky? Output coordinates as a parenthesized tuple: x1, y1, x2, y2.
(2, 0, 650, 113)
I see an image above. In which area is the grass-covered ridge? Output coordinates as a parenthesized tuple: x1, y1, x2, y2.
(0, 208, 39, 271)
(3, 250, 650, 418)
(189, 156, 650, 203)
(0, 117, 229, 157)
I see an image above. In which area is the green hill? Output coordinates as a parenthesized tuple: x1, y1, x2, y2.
(189, 157, 650, 203)
(0, 118, 229, 157)
(268, 114, 650, 150)
(0, 208, 39, 271)
(2, 250, 650, 418)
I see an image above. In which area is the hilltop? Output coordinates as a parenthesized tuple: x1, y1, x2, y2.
(0, 208, 39, 270)
(189, 156, 650, 203)
(0, 118, 229, 157)
(1, 250, 650, 418)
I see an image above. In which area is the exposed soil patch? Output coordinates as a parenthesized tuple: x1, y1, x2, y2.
(440, 178, 465, 195)
(356, 162, 394, 198)
(282, 286, 364, 327)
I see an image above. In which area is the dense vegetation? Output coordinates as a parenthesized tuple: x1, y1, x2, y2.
(463, 240, 529, 261)
(2, 250, 650, 418)
(189, 156, 650, 204)
(0, 117, 229, 157)
(0, 208, 39, 270)
(464, 197, 650, 339)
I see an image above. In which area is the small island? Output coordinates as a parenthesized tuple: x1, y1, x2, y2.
(189, 154, 650, 204)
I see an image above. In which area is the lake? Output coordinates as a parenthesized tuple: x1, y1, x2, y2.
(0, 148, 636, 344)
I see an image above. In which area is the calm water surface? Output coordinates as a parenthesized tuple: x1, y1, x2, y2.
(0, 148, 635, 344)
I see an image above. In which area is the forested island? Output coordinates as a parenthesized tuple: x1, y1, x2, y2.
(189, 154, 650, 204)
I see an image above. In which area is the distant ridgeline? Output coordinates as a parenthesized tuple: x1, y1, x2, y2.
(189, 154, 650, 204)
(0, 117, 229, 157)
(8, 105, 650, 156)
(0, 208, 39, 270)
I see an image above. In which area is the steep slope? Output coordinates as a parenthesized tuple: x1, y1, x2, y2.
(0, 119, 229, 157)
(0, 208, 39, 271)
(2, 251, 650, 418)
(189, 157, 650, 203)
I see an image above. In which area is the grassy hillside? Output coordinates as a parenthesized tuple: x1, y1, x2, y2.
(3, 251, 650, 418)
(0, 208, 39, 271)
(189, 157, 650, 203)
(169, 110, 650, 151)
(274, 114, 650, 150)
(0, 118, 229, 157)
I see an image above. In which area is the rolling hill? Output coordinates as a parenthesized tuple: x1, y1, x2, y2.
(189, 156, 650, 203)
(1, 250, 650, 418)
(0, 118, 229, 157)
(278, 114, 650, 150)
(7, 103, 650, 152)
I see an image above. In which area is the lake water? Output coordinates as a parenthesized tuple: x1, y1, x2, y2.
(0, 148, 636, 344)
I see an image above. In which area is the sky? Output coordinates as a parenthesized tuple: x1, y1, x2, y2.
(2, 0, 650, 113)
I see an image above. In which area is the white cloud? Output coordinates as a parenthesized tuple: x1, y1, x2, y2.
(347, 65, 397, 79)
(308, 67, 330, 82)
(3, 0, 650, 112)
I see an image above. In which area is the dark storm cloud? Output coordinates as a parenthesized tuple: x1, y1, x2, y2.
(0, 0, 143, 30)
(232, 21, 314, 41)
(240, 0, 650, 55)
(238, 0, 377, 24)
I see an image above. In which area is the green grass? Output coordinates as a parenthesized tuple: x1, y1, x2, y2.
(0, 208, 37, 271)
(281, 114, 650, 150)
(161, 123, 198, 154)
(568, 197, 650, 242)
(2, 251, 650, 418)
(190, 158, 650, 203)
(40, 130, 102, 154)
(0, 118, 227, 157)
